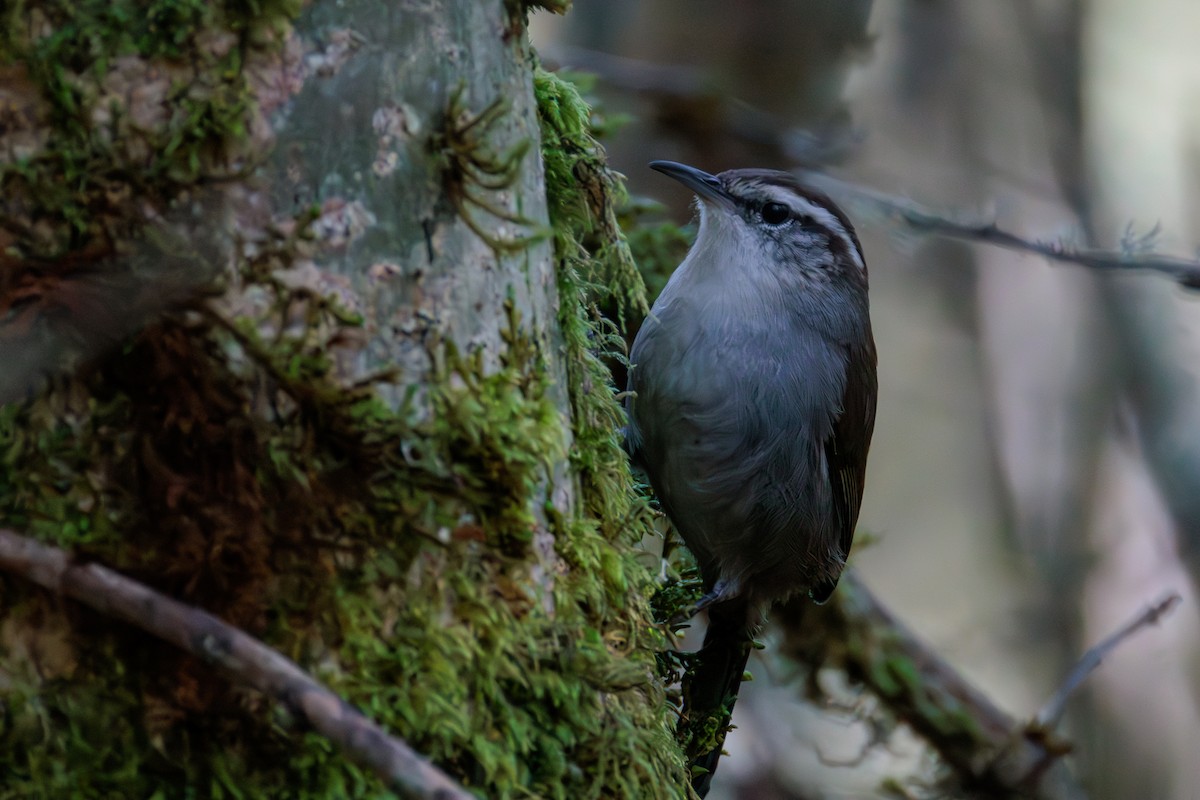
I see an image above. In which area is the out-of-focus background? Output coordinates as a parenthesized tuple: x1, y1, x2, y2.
(535, 2, 1200, 798)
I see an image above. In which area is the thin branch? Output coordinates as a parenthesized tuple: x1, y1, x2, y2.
(545, 51, 1200, 288)
(1033, 592, 1182, 730)
(0, 528, 474, 800)
(895, 204, 1200, 287)
(800, 172, 1200, 289)
(777, 571, 1089, 800)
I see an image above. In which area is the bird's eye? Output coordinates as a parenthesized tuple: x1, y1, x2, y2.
(760, 202, 790, 225)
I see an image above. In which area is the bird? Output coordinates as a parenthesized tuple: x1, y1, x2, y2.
(625, 160, 877, 795)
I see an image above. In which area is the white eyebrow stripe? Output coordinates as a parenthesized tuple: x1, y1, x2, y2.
(761, 185, 865, 273)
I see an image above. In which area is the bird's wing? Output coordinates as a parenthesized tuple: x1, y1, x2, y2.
(812, 337, 877, 602)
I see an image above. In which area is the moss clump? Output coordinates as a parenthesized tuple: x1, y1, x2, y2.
(534, 65, 694, 793)
(536, 68, 647, 324)
(0, 0, 300, 261)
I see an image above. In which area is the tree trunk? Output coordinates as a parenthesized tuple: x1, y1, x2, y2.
(0, 1, 687, 797)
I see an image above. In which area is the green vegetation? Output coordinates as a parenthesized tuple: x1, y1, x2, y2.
(0, 0, 299, 259)
(0, 15, 696, 800)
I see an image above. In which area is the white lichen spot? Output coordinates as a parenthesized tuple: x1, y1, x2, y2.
(372, 105, 404, 138)
(312, 197, 376, 249)
(370, 103, 421, 177)
(368, 261, 403, 281)
(372, 150, 398, 177)
(273, 260, 362, 319)
(0, 64, 50, 163)
(245, 28, 306, 119)
(194, 28, 238, 60)
(305, 28, 364, 77)
(90, 56, 173, 164)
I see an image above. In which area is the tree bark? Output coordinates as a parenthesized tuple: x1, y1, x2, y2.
(0, 1, 688, 797)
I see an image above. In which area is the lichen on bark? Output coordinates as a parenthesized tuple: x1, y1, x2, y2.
(0, 1, 692, 798)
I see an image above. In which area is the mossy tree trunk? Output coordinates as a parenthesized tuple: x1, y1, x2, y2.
(0, 1, 687, 797)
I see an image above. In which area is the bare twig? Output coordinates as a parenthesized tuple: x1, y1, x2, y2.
(1033, 592, 1182, 730)
(893, 203, 1200, 288)
(548, 53, 1200, 288)
(777, 571, 1089, 800)
(0, 528, 474, 800)
(800, 172, 1200, 290)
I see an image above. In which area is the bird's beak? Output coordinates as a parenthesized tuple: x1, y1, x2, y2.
(649, 161, 734, 209)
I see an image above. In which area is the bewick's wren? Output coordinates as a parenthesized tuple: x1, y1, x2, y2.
(626, 161, 877, 794)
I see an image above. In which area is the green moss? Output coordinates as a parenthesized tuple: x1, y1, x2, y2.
(534, 66, 694, 793)
(0, 0, 300, 259)
(535, 68, 647, 323)
(1, 662, 155, 798)
(0, 18, 693, 800)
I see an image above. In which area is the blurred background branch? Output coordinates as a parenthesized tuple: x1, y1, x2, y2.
(1033, 592, 1181, 730)
(780, 572, 1090, 800)
(805, 175, 1200, 290)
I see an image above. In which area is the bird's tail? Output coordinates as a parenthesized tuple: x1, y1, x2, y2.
(679, 597, 754, 798)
